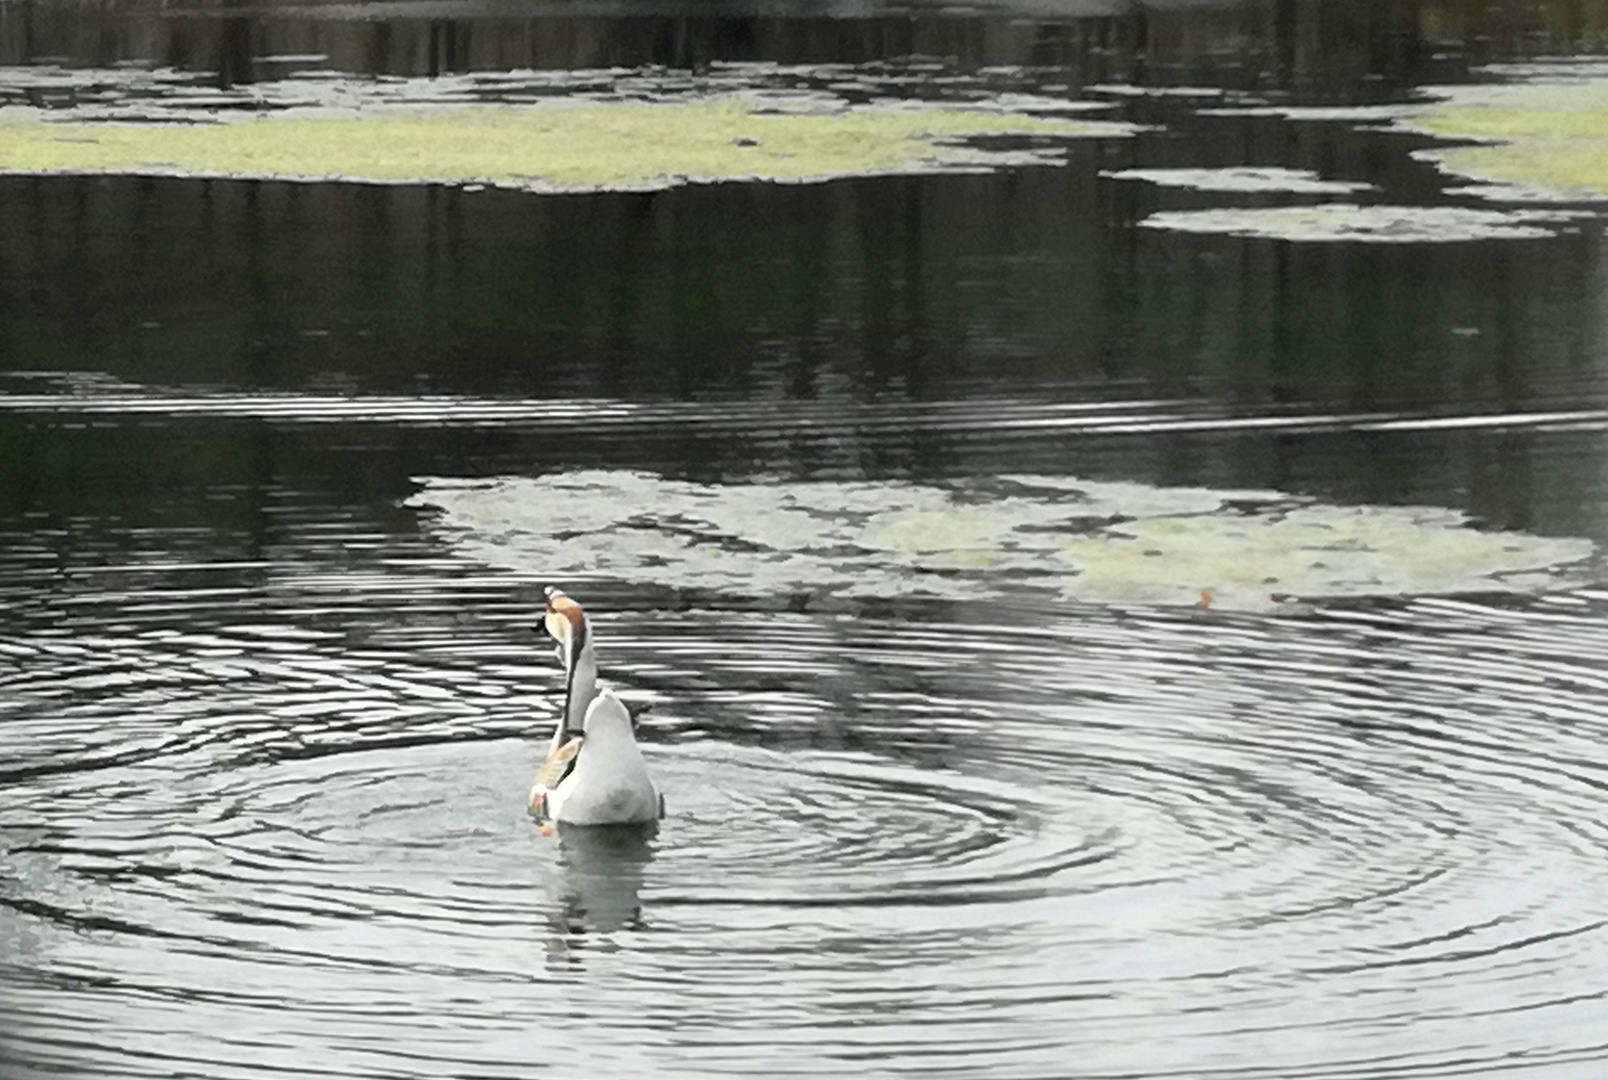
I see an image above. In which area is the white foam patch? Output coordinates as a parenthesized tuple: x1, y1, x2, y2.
(1422, 63, 1608, 112)
(0, 62, 1136, 130)
(1197, 104, 1423, 123)
(1138, 204, 1577, 242)
(1102, 166, 1374, 194)
(1440, 179, 1601, 204)
(1088, 84, 1229, 99)
(406, 471, 1596, 611)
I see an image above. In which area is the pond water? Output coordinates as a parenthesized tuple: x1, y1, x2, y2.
(3, 1, 1608, 1077)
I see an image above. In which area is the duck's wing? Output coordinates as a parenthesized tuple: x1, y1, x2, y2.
(534, 735, 585, 791)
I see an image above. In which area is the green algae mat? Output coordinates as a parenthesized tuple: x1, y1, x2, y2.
(1411, 64, 1608, 200)
(409, 470, 1596, 612)
(0, 94, 1131, 193)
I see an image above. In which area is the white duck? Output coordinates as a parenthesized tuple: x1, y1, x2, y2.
(528, 588, 662, 826)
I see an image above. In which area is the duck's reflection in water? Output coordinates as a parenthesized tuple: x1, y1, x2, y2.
(546, 821, 659, 944)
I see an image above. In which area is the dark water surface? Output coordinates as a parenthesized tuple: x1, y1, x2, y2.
(4, 1, 1608, 1077)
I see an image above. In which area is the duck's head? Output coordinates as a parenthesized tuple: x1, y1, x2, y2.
(546, 586, 599, 739)
(544, 586, 590, 673)
(583, 688, 633, 736)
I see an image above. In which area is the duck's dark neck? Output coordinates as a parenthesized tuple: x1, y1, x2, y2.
(561, 640, 598, 738)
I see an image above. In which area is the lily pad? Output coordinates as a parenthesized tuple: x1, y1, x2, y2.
(405, 471, 1596, 611)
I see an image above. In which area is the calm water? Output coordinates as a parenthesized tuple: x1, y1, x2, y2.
(4, 1, 1608, 1077)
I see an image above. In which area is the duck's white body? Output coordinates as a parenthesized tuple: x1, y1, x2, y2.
(529, 589, 662, 826)
(545, 691, 660, 825)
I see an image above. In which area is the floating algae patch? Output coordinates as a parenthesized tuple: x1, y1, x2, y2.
(1101, 166, 1374, 195)
(1138, 204, 1578, 243)
(406, 471, 1595, 612)
(0, 61, 1136, 190)
(1408, 63, 1608, 201)
(0, 96, 1128, 193)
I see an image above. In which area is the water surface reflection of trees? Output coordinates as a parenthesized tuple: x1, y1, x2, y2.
(1, 0, 1605, 85)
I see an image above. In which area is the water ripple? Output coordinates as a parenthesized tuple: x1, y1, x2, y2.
(2, 536, 1607, 1078)
(10, 373, 1608, 437)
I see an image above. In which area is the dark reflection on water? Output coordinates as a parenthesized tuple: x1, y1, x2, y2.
(553, 823, 657, 933)
(2, 0, 1608, 1076)
(1, 164, 1604, 537)
(2, 0, 1603, 84)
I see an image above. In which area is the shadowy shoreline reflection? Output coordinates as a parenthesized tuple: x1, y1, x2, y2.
(2, 0, 1601, 89)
